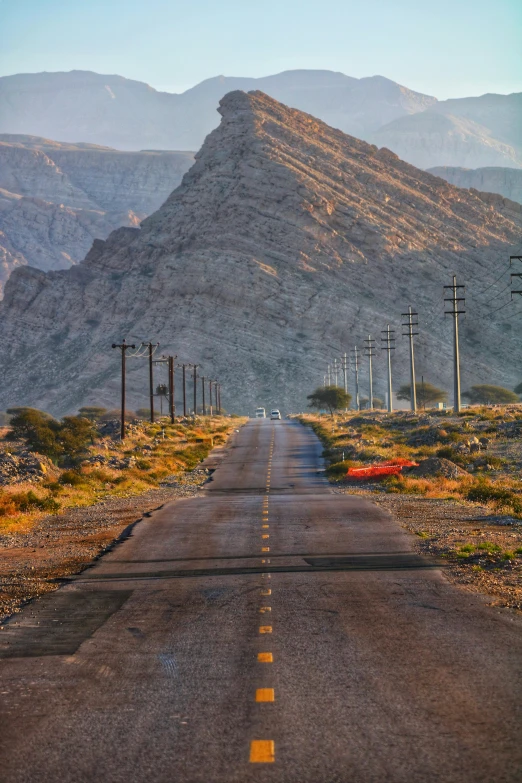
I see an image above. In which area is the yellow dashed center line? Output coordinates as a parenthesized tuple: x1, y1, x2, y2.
(262, 534, 269, 539)
(256, 688, 275, 702)
(259, 606, 271, 613)
(262, 547, 270, 552)
(259, 625, 272, 634)
(258, 652, 273, 663)
(261, 588, 271, 596)
(262, 524, 269, 529)
(250, 740, 275, 763)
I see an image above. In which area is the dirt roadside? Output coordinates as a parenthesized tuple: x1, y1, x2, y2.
(0, 467, 211, 624)
(334, 487, 522, 611)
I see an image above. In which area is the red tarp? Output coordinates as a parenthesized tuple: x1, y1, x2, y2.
(347, 459, 417, 479)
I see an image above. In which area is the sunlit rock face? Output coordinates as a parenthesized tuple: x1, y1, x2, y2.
(0, 91, 521, 416)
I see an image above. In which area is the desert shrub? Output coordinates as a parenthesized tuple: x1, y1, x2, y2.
(436, 446, 467, 466)
(0, 489, 60, 514)
(466, 480, 521, 511)
(135, 459, 152, 470)
(7, 409, 96, 463)
(325, 460, 353, 479)
(59, 470, 86, 486)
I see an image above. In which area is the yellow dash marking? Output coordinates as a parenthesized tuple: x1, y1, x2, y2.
(259, 626, 272, 633)
(262, 524, 269, 529)
(256, 688, 275, 702)
(250, 740, 275, 763)
(262, 547, 270, 552)
(259, 606, 271, 613)
(261, 588, 271, 595)
(261, 573, 271, 578)
(262, 534, 269, 539)
(261, 559, 267, 564)
(258, 652, 273, 663)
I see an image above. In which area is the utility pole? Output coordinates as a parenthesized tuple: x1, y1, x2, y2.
(208, 379, 214, 416)
(402, 307, 419, 412)
(444, 275, 465, 413)
(168, 355, 176, 423)
(333, 357, 338, 386)
(182, 364, 188, 417)
(201, 376, 206, 416)
(351, 347, 360, 411)
(363, 335, 376, 410)
(342, 352, 348, 393)
(192, 364, 199, 416)
(217, 383, 221, 415)
(111, 339, 135, 440)
(142, 342, 159, 423)
(327, 364, 331, 386)
(381, 325, 395, 413)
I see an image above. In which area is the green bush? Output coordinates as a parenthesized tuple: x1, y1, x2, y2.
(135, 459, 152, 470)
(8, 409, 96, 463)
(325, 460, 352, 479)
(466, 480, 521, 511)
(59, 470, 86, 486)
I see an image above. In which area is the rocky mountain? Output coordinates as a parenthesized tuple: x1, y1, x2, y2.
(371, 93, 522, 170)
(1, 70, 519, 170)
(428, 167, 522, 205)
(0, 136, 194, 293)
(0, 91, 521, 416)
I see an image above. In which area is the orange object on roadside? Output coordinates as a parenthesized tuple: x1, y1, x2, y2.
(347, 459, 417, 479)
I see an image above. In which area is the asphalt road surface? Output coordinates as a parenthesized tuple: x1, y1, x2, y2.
(1, 419, 521, 782)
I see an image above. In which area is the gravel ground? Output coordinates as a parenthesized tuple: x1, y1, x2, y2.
(0, 468, 209, 623)
(335, 487, 522, 611)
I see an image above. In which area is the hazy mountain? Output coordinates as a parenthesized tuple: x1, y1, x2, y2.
(372, 92, 522, 170)
(0, 91, 520, 416)
(429, 167, 522, 205)
(0, 135, 194, 293)
(0, 69, 436, 150)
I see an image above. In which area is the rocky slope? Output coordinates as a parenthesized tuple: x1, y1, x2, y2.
(0, 136, 194, 293)
(428, 167, 522, 205)
(0, 91, 521, 416)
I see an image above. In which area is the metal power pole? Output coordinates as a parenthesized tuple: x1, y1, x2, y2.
(363, 335, 376, 410)
(351, 347, 360, 411)
(402, 307, 419, 412)
(381, 325, 395, 412)
(444, 276, 465, 413)
(327, 364, 331, 386)
(112, 340, 136, 440)
(342, 352, 348, 393)
(192, 364, 199, 416)
(333, 358, 338, 386)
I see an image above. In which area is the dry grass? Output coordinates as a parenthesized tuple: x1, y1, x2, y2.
(0, 416, 244, 535)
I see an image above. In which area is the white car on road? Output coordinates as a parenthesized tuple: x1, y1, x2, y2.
(270, 409, 282, 420)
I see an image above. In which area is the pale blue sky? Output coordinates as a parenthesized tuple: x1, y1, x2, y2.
(0, 0, 521, 99)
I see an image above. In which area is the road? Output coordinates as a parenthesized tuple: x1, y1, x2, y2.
(1, 419, 521, 782)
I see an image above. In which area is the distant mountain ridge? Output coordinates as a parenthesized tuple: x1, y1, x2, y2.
(2, 68, 519, 169)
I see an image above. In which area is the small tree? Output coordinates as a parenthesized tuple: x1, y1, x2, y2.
(307, 385, 351, 415)
(78, 406, 107, 421)
(514, 382, 522, 396)
(397, 382, 448, 408)
(463, 385, 519, 405)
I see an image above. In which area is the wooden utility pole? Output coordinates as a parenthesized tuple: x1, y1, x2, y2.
(217, 383, 221, 414)
(381, 326, 395, 412)
(182, 364, 187, 417)
(364, 335, 376, 410)
(111, 339, 135, 440)
(208, 379, 214, 415)
(192, 364, 199, 416)
(168, 355, 176, 423)
(201, 376, 206, 416)
(444, 276, 465, 413)
(402, 307, 419, 412)
(142, 342, 159, 423)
